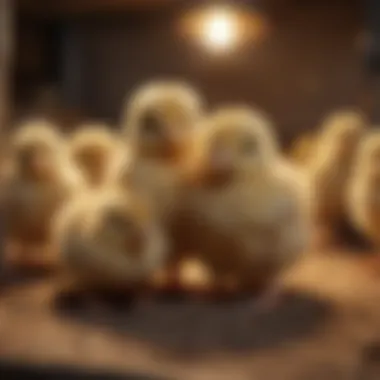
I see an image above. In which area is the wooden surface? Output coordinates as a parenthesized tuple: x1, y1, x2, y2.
(1, 251, 380, 379)
(18, 0, 179, 16)
(0, 0, 13, 131)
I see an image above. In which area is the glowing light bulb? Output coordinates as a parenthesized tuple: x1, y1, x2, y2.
(179, 6, 268, 54)
(202, 10, 239, 51)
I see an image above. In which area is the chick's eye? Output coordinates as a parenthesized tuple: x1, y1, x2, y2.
(241, 139, 258, 154)
(141, 112, 163, 137)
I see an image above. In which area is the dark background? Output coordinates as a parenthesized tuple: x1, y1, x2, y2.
(16, 0, 364, 144)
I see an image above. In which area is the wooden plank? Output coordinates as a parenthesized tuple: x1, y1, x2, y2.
(0, 252, 380, 379)
(364, 0, 380, 123)
(18, 0, 179, 16)
(0, 0, 13, 131)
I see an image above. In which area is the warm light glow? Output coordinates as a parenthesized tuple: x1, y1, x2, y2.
(179, 5, 268, 55)
(202, 9, 239, 51)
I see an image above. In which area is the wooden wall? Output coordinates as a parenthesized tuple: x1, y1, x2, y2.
(17, 0, 364, 143)
(0, 0, 13, 130)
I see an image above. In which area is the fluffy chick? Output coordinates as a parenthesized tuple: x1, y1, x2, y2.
(309, 110, 366, 230)
(120, 79, 204, 221)
(2, 119, 82, 268)
(55, 189, 168, 289)
(347, 132, 380, 247)
(288, 131, 317, 168)
(175, 106, 310, 290)
(69, 123, 123, 188)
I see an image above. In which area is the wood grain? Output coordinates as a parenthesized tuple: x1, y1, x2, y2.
(0, 251, 380, 379)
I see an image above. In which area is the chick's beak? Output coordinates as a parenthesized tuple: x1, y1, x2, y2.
(197, 148, 235, 187)
(208, 149, 235, 173)
(20, 149, 51, 174)
(33, 153, 51, 171)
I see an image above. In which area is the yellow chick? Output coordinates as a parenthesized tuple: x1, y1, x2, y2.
(288, 131, 318, 168)
(69, 123, 123, 188)
(120, 79, 204, 222)
(55, 189, 168, 290)
(347, 131, 380, 247)
(309, 110, 367, 232)
(176, 106, 310, 290)
(2, 119, 82, 269)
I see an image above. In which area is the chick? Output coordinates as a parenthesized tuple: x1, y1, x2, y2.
(309, 111, 366, 234)
(288, 131, 317, 168)
(176, 106, 310, 290)
(347, 132, 380, 247)
(120, 79, 204, 222)
(2, 119, 82, 269)
(69, 123, 123, 188)
(55, 189, 168, 290)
